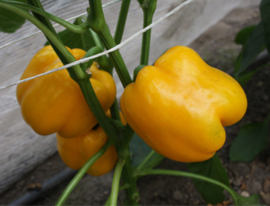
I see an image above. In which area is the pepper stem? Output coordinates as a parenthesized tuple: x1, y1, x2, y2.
(114, 0, 131, 44)
(87, 0, 132, 88)
(110, 159, 126, 206)
(140, 0, 157, 65)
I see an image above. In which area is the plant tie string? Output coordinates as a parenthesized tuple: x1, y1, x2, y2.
(0, 0, 121, 50)
(0, 0, 194, 90)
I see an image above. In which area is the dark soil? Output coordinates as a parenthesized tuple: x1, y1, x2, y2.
(1, 4, 270, 206)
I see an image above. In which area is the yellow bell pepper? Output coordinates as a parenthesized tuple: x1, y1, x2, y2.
(120, 46, 247, 163)
(57, 111, 125, 176)
(17, 45, 116, 138)
(57, 126, 117, 176)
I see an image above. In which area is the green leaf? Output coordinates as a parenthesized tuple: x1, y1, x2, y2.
(45, 18, 95, 51)
(188, 154, 230, 204)
(234, 22, 265, 76)
(235, 60, 269, 86)
(129, 133, 152, 166)
(235, 25, 256, 45)
(232, 191, 262, 206)
(229, 117, 270, 162)
(0, 0, 26, 33)
(235, 68, 259, 86)
(137, 0, 144, 6)
(260, 0, 270, 53)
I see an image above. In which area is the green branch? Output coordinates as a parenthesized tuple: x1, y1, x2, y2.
(135, 169, 238, 204)
(114, 0, 131, 44)
(1, 0, 87, 33)
(140, 0, 157, 65)
(0, 1, 85, 80)
(136, 150, 156, 171)
(26, 0, 59, 37)
(56, 141, 112, 206)
(110, 159, 126, 206)
(78, 79, 119, 143)
(88, 0, 132, 88)
(116, 125, 139, 205)
(81, 46, 110, 73)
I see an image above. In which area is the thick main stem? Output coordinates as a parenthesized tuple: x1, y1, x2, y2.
(88, 1, 140, 204)
(88, 0, 132, 88)
(78, 79, 119, 142)
(121, 150, 140, 205)
(110, 159, 126, 206)
(118, 125, 139, 205)
(140, 0, 157, 65)
(114, 0, 131, 44)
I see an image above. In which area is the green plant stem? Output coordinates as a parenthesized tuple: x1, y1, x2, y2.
(104, 184, 130, 206)
(104, 196, 111, 206)
(121, 124, 135, 148)
(110, 99, 121, 121)
(83, 47, 102, 70)
(117, 125, 139, 205)
(110, 159, 126, 206)
(80, 33, 119, 130)
(98, 28, 130, 85)
(88, 0, 132, 88)
(56, 141, 112, 206)
(0, 2, 85, 80)
(79, 79, 119, 142)
(2, 0, 87, 33)
(136, 150, 156, 170)
(25, 0, 68, 67)
(121, 153, 140, 205)
(105, 127, 138, 206)
(80, 49, 121, 134)
(140, 0, 157, 65)
(89, 28, 104, 49)
(135, 169, 238, 204)
(114, 0, 131, 44)
(26, 0, 58, 36)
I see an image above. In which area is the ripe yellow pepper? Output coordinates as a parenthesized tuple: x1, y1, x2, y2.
(121, 46, 247, 163)
(16, 45, 116, 138)
(57, 112, 125, 176)
(57, 126, 117, 176)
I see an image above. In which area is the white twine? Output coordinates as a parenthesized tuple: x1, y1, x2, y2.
(0, 0, 194, 90)
(0, 0, 121, 50)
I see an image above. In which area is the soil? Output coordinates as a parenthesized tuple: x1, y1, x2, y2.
(1, 3, 270, 206)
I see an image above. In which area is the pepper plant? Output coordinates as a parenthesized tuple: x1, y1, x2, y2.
(0, 0, 263, 205)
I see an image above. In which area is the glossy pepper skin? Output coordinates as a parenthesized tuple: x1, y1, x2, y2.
(121, 46, 247, 163)
(57, 112, 125, 176)
(16, 45, 116, 138)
